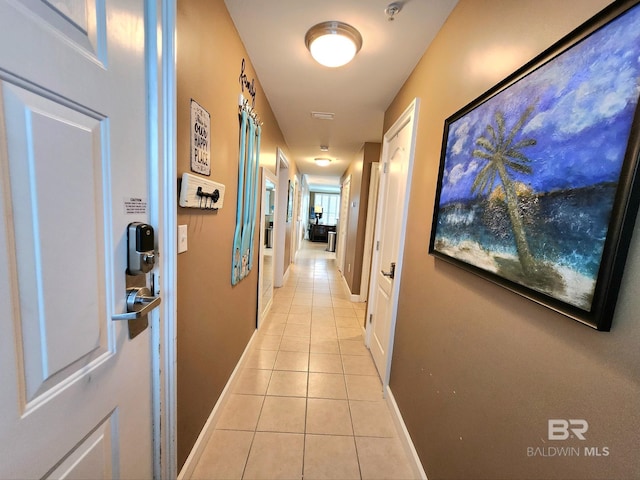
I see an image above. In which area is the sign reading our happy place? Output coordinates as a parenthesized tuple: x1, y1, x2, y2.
(190, 99, 211, 176)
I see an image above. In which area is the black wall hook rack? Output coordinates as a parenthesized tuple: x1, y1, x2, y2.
(196, 186, 220, 210)
(178, 172, 225, 210)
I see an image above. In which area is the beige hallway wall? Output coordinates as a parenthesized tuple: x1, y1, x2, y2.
(176, 0, 293, 468)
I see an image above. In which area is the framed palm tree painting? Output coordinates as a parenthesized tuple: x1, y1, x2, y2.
(429, 0, 640, 331)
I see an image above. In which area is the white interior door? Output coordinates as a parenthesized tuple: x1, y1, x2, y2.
(367, 100, 420, 386)
(337, 176, 351, 273)
(0, 1, 155, 478)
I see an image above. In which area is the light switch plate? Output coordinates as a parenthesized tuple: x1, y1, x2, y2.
(178, 224, 188, 253)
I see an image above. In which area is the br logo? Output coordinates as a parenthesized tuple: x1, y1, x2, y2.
(548, 419, 588, 440)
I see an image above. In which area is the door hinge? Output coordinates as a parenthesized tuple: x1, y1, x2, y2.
(383, 162, 388, 174)
(369, 313, 373, 324)
(376, 240, 380, 251)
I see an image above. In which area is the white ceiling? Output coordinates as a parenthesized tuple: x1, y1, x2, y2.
(224, 0, 458, 189)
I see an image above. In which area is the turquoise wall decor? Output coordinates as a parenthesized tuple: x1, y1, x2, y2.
(232, 96, 262, 285)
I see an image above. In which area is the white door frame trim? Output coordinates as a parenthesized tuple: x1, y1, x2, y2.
(257, 167, 278, 327)
(274, 148, 289, 287)
(365, 98, 420, 388)
(290, 176, 299, 264)
(148, 0, 177, 478)
(359, 162, 380, 303)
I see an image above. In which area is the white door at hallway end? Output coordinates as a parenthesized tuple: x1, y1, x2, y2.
(0, 1, 156, 478)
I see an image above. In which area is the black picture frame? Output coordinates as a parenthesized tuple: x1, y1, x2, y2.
(428, 0, 640, 331)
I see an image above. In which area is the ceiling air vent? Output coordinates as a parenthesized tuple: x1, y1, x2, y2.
(311, 111, 335, 120)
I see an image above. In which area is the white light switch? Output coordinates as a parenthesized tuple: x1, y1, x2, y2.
(178, 224, 188, 254)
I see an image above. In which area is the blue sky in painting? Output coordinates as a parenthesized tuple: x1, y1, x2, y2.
(439, 4, 640, 205)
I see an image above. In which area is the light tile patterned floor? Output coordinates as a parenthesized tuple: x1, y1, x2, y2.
(189, 241, 418, 480)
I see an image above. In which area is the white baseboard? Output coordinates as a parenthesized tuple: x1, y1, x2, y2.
(340, 271, 350, 296)
(258, 297, 273, 329)
(177, 329, 258, 480)
(385, 386, 428, 480)
(340, 271, 367, 303)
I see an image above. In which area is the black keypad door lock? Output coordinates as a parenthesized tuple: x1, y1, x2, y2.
(127, 222, 155, 275)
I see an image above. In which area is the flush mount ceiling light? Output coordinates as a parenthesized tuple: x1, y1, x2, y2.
(314, 158, 332, 167)
(305, 21, 363, 68)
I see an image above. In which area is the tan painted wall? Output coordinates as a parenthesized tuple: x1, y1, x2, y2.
(176, 0, 292, 468)
(342, 143, 381, 295)
(385, 1, 640, 478)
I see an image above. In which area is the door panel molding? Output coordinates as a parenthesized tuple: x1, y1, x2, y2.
(2, 80, 113, 409)
(13, 0, 108, 65)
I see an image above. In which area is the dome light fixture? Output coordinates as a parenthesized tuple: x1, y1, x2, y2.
(305, 21, 363, 68)
(314, 158, 332, 167)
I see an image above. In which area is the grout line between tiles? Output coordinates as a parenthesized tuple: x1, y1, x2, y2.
(239, 430, 256, 480)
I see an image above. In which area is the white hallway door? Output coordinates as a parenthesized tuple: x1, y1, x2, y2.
(337, 175, 351, 274)
(367, 100, 419, 386)
(0, 1, 155, 478)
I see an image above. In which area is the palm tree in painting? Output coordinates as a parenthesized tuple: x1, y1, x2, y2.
(471, 105, 537, 274)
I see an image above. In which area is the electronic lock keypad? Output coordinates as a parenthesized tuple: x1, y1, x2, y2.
(127, 222, 155, 275)
(112, 222, 161, 339)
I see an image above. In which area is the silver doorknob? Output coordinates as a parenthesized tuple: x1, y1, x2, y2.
(381, 262, 396, 279)
(112, 287, 161, 321)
